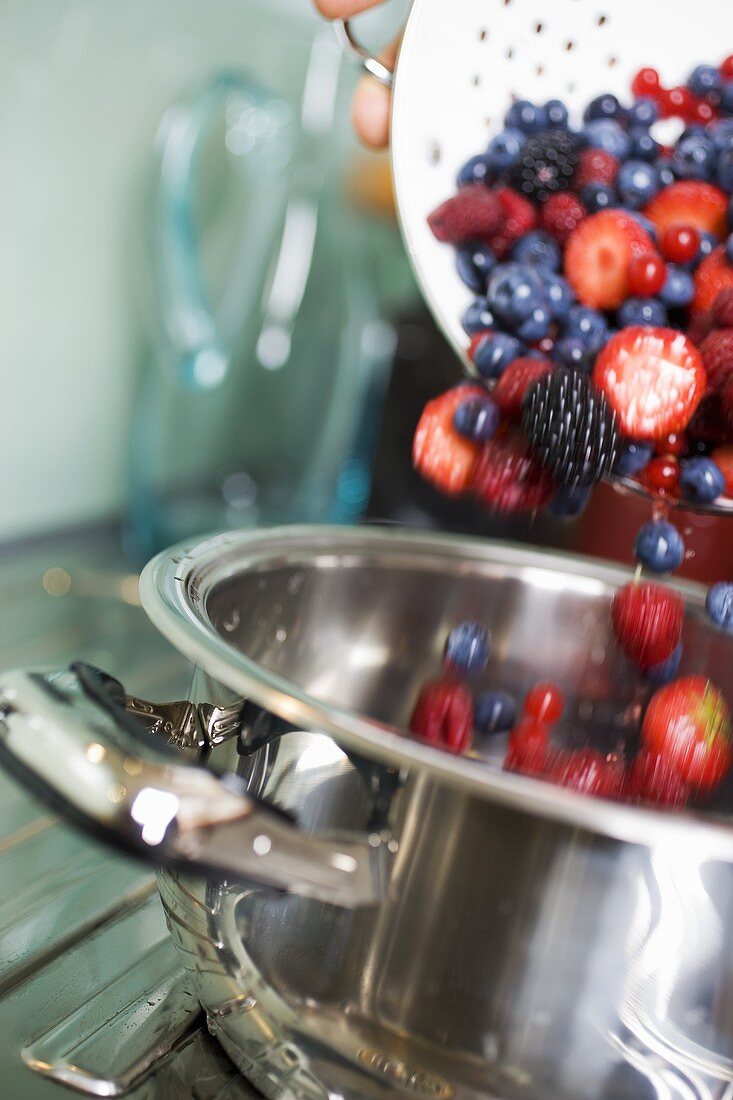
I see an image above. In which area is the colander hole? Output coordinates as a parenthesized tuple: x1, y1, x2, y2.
(506, 47, 515, 59)
(567, 82, 577, 93)
(535, 21, 544, 33)
(565, 40, 575, 51)
(472, 73, 481, 86)
(503, 0, 512, 7)
(597, 13, 608, 25)
(427, 141, 441, 165)
(608, 55, 618, 67)
(536, 64, 544, 76)
(479, 28, 488, 41)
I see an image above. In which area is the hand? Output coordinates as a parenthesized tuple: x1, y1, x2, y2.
(314, 0, 396, 149)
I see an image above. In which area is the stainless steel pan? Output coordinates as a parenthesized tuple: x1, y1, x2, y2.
(2, 525, 733, 1100)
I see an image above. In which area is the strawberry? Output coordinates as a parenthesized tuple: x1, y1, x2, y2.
(545, 749, 625, 799)
(427, 185, 503, 244)
(574, 148, 620, 189)
(409, 677, 474, 755)
(564, 211, 657, 310)
(693, 246, 733, 315)
(712, 289, 733, 330)
(493, 357, 554, 422)
(611, 581, 684, 670)
(712, 444, 733, 494)
(644, 181, 729, 240)
(472, 430, 555, 513)
(641, 675, 732, 791)
(413, 385, 486, 496)
(593, 327, 706, 441)
(539, 193, 587, 245)
(699, 329, 733, 391)
(624, 751, 691, 809)
(487, 187, 538, 259)
(505, 719, 550, 777)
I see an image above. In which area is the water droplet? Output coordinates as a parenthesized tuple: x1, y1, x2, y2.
(286, 571, 305, 595)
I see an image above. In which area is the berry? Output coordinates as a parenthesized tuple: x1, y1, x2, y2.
(505, 719, 550, 777)
(487, 263, 546, 328)
(593, 327, 706, 441)
(493, 357, 553, 422)
(580, 182, 618, 214)
(659, 431, 687, 457)
(655, 158, 676, 189)
(511, 230, 561, 271)
(717, 149, 733, 193)
(727, 234, 733, 265)
(475, 690, 517, 735)
(628, 98, 660, 129)
(628, 253, 666, 297)
(412, 385, 485, 495)
(632, 68, 661, 98)
(695, 231, 718, 268)
(644, 181, 729, 239)
(456, 243, 496, 294)
(564, 210, 656, 310)
(679, 456, 726, 503)
(617, 161, 661, 209)
(661, 225, 700, 264)
(660, 86, 696, 120)
(698, 328, 733, 389)
(687, 396, 729, 445)
(618, 297, 668, 327)
(486, 128, 526, 172)
(509, 129, 579, 204)
(523, 368, 619, 487)
(615, 440, 654, 477)
(670, 133, 717, 181)
(540, 192, 587, 244)
(644, 643, 683, 687)
(693, 246, 733, 314)
(541, 272, 575, 320)
(707, 581, 733, 632)
(452, 394, 500, 442)
(444, 621, 491, 673)
(548, 485, 592, 517)
(721, 57, 733, 82)
(723, 375, 733, 429)
(629, 129, 661, 163)
(462, 298, 497, 335)
(659, 266, 695, 308)
(625, 751, 691, 808)
(409, 677, 474, 755)
(640, 456, 681, 496)
(523, 681, 564, 724)
(711, 443, 733, 493)
(633, 520, 685, 573)
(583, 120, 631, 161)
(505, 100, 547, 134)
(545, 749, 624, 799)
(688, 64, 723, 102)
(574, 148, 620, 189)
(641, 676, 732, 791)
(611, 581, 684, 669)
(428, 185, 504, 244)
(469, 331, 524, 380)
(516, 303, 553, 342)
(563, 305, 610, 353)
(487, 187, 538, 258)
(584, 93, 625, 123)
(544, 99, 570, 129)
(553, 337, 592, 371)
(457, 154, 494, 188)
(472, 430, 555, 513)
(712, 289, 733, 328)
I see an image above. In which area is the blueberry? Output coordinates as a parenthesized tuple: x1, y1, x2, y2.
(707, 582, 733, 633)
(730, 195, 733, 232)
(628, 97, 659, 128)
(475, 690, 516, 734)
(505, 100, 546, 134)
(584, 93, 625, 123)
(659, 266, 694, 308)
(711, 119, 733, 151)
(617, 160, 660, 208)
(564, 306, 609, 353)
(671, 133, 717, 181)
(633, 519, 685, 573)
(722, 81, 733, 116)
(549, 485, 592, 517)
(583, 120, 631, 161)
(486, 128, 525, 172)
(542, 273, 575, 320)
(580, 182, 617, 213)
(655, 158, 676, 188)
(679, 457, 726, 503)
(444, 621, 491, 673)
(615, 440, 654, 477)
(627, 211, 657, 240)
(457, 154, 495, 188)
(688, 64, 723, 102)
(553, 336, 592, 370)
(516, 303, 552, 342)
(462, 298, 497, 335)
(453, 395, 500, 442)
(511, 230, 561, 272)
(717, 149, 733, 193)
(471, 331, 524, 380)
(628, 129, 661, 163)
(487, 263, 545, 327)
(456, 243, 496, 293)
(695, 231, 718, 266)
(618, 297, 668, 327)
(544, 98, 569, 129)
(644, 643, 683, 686)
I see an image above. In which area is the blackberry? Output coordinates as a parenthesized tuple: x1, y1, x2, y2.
(521, 369, 620, 488)
(510, 130, 579, 204)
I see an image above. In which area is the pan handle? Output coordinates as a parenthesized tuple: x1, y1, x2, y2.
(0, 665, 387, 909)
(335, 19, 395, 90)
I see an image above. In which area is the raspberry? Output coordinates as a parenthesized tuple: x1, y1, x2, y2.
(722, 375, 733, 430)
(472, 430, 555, 513)
(699, 329, 733, 392)
(712, 289, 733, 330)
(487, 187, 538, 259)
(539, 192, 588, 244)
(427, 185, 504, 244)
(493, 357, 554, 422)
(574, 148, 620, 189)
(409, 677, 474, 755)
(687, 395, 730, 445)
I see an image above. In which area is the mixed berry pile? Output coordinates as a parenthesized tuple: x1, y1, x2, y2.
(408, 59, 733, 807)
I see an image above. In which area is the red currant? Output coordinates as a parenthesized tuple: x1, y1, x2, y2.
(523, 682, 564, 725)
(660, 86, 695, 119)
(632, 68, 661, 98)
(536, 336, 555, 355)
(658, 432, 686, 457)
(688, 99, 718, 124)
(505, 720, 550, 777)
(628, 253, 666, 297)
(641, 456, 681, 496)
(661, 225, 700, 264)
(721, 56, 733, 82)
